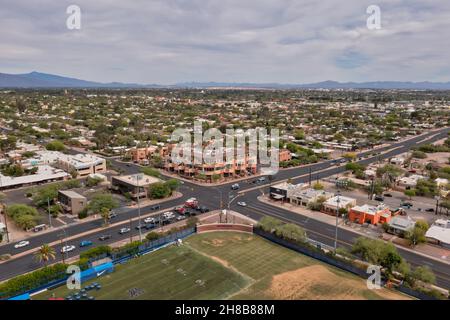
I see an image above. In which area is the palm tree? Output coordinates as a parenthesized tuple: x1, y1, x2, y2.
(100, 207, 110, 227)
(34, 244, 56, 266)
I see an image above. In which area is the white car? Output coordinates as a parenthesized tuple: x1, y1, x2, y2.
(176, 215, 186, 221)
(144, 217, 155, 224)
(237, 201, 247, 207)
(119, 227, 131, 234)
(14, 240, 30, 249)
(61, 245, 76, 253)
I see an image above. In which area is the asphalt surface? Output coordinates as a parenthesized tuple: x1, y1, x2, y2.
(1, 127, 450, 290)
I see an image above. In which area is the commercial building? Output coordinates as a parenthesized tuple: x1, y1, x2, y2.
(129, 146, 159, 163)
(111, 174, 162, 199)
(58, 190, 87, 215)
(348, 204, 391, 225)
(269, 182, 306, 201)
(289, 188, 334, 206)
(55, 154, 106, 177)
(0, 165, 69, 190)
(322, 195, 357, 216)
(386, 216, 415, 236)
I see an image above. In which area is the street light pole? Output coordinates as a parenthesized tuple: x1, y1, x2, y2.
(136, 174, 142, 242)
(334, 191, 341, 253)
(47, 197, 52, 228)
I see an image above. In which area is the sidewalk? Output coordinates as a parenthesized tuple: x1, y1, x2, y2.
(257, 195, 450, 265)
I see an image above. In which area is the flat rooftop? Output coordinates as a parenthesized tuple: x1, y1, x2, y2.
(112, 174, 161, 187)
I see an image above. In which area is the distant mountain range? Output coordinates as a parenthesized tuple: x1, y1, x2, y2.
(1, 71, 450, 90)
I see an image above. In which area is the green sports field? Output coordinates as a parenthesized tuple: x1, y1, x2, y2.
(34, 232, 409, 300)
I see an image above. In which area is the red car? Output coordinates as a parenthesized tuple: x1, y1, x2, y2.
(175, 206, 186, 214)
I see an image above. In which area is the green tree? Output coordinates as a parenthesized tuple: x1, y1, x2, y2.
(404, 189, 416, 199)
(148, 182, 171, 199)
(88, 193, 119, 214)
(140, 167, 161, 178)
(46, 140, 66, 151)
(258, 216, 284, 232)
(410, 266, 436, 285)
(100, 207, 110, 227)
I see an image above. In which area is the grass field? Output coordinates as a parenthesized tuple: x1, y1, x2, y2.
(35, 232, 409, 300)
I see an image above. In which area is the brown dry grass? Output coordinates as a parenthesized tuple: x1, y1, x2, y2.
(265, 265, 410, 300)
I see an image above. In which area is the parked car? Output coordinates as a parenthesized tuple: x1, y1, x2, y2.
(176, 215, 186, 221)
(184, 198, 198, 208)
(150, 204, 161, 210)
(14, 240, 30, 249)
(374, 195, 384, 202)
(119, 227, 130, 234)
(401, 202, 413, 208)
(99, 235, 111, 241)
(61, 245, 76, 253)
(231, 183, 240, 190)
(135, 224, 145, 230)
(237, 201, 247, 207)
(198, 206, 210, 213)
(425, 208, 435, 212)
(79, 240, 93, 247)
(108, 211, 118, 219)
(175, 206, 186, 214)
(144, 217, 156, 224)
(145, 223, 156, 230)
(383, 193, 393, 197)
(163, 211, 176, 219)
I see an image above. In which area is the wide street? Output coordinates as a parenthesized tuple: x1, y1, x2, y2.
(1, 127, 449, 290)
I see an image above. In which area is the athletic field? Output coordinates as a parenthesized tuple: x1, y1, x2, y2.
(35, 232, 409, 300)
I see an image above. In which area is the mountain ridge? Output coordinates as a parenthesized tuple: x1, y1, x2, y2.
(1, 71, 450, 90)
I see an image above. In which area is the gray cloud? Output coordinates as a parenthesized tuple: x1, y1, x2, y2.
(0, 0, 449, 83)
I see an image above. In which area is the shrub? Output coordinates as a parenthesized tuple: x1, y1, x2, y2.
(79, 246, 112, 260)
(0, 263, 68, 299)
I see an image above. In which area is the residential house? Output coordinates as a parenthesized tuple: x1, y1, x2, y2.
(426, 219, 450, 249)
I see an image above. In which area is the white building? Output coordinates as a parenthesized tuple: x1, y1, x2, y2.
(322, 195, 357, 216)
(426, 219, 450, 249)
(397, 174, 425, 189)
(0, 165, 69, 190)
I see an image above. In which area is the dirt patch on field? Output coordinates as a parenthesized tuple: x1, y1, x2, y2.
(202, 239, 226, 247)
(265, 265, 409, 300)
(201, 235, 253, 247)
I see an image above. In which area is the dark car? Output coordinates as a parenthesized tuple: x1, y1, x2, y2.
(383, 193, 393, 197)
(198, 206, 210, 213)
(150, 204, 161, 210)
(425, 208, 435, 212)
(374, 195, 384, 202)
(145, 223, 156, 230)
(108, 212, 118, 219)
(135, 224, 145, 230)
(99, 235, 111, 241)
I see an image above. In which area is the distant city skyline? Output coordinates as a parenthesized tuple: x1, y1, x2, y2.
(1, 0, 449, 84)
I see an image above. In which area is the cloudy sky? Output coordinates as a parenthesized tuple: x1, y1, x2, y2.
(1, 0, 449, 84)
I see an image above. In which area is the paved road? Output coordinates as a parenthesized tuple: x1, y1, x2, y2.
(1, 127, 449, 289)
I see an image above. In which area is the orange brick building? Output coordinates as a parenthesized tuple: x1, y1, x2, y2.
(348, 204, 392, 225)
